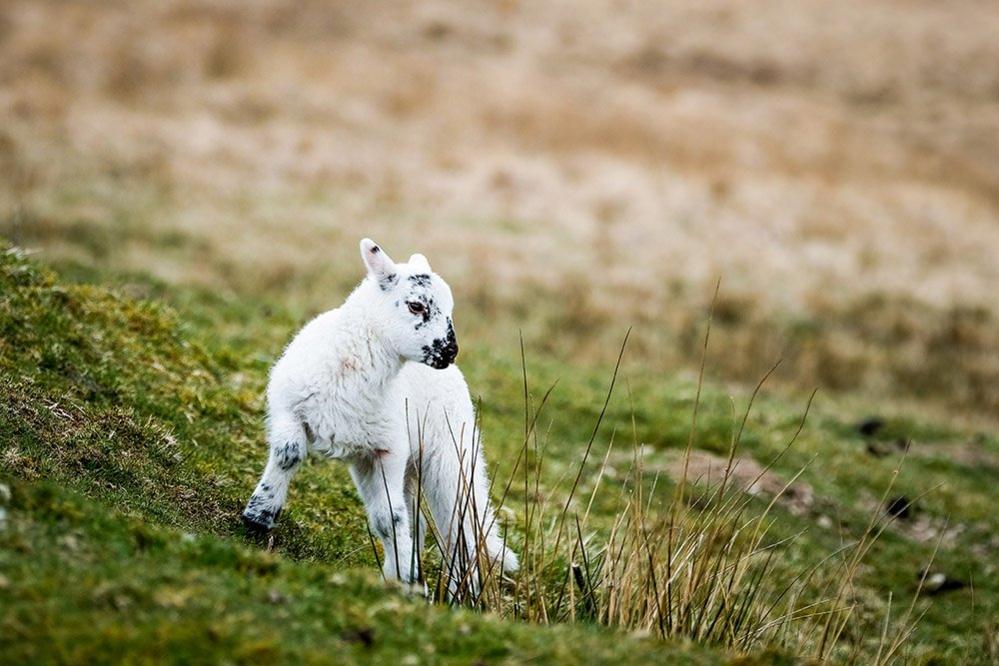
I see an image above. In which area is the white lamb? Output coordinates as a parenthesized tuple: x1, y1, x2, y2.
(243, 238, 517, 593)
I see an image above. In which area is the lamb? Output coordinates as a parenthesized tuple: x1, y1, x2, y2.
(242, 238, 517, 594)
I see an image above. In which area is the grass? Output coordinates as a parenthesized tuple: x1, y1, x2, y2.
(0, 245, 724, 663)
(3, 2, 997, 660)
(2, 244, 996, 662)
(1, 479, 732, 664)
(429, 333, 924, 663)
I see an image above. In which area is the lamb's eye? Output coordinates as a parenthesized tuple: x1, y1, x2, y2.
(407, 301, 426, 315)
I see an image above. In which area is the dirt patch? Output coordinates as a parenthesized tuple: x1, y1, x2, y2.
(910, 436, 999, 472)
(661, 450, 814, 516)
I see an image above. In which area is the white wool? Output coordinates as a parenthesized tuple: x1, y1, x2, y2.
(244, 239, 517, 592)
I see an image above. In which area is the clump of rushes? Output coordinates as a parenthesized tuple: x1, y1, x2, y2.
(410, 288, 928, 663)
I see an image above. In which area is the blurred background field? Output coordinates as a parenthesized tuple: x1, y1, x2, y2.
(1, 1, 998, 663)
(2, 0, 998, 416)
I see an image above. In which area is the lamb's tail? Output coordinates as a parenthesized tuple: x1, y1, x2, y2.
(484, 526, 519, 573)
(421, 445, 519, 587)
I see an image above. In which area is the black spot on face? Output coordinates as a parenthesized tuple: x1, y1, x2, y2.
(408, 274, 431, 288)
(412, 297, 439, 329)
(421, 322, 458, 368)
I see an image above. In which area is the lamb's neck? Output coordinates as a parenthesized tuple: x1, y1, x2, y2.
(336, 294, 403, 394)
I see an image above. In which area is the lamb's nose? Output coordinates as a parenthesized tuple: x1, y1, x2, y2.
(445, 327, 458, 362)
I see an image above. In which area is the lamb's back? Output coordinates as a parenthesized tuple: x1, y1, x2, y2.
(267, 308, 342, 409)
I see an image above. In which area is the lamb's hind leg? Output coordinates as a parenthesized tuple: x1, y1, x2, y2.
(423, 439, 518, 601)
(243, 411, 307, 535)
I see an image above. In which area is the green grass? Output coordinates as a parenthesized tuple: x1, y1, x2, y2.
(1, 244, 996, 663)
(2, 479, 740, 664)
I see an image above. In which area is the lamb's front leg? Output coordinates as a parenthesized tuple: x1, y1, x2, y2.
(243, 411, 307, 535)
(350, 451, 417, 584)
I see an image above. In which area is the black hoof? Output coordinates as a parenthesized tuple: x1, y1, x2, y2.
(242, 509, 278, 538)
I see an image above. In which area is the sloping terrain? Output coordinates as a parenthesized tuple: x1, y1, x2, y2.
(1, 2, 998, 659)
(0, 246, 733, 663)
(1, 247, 996, 662)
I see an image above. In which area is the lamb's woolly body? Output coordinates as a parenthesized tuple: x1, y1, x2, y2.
(268, 285, 473, 462)
(244, 240, 516, 590)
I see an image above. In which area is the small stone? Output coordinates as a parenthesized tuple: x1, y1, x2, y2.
(866, 442, 891, 458)
(922, 570, 966, 595)
(857, 417, 885, 437)
(886, 496, 913, 519)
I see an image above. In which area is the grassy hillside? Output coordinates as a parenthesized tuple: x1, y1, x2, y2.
(3, 1, 997, 662)
(3, 478, 741, 664)
(1, 245, 995, 663)
(0, 245, 732, 664)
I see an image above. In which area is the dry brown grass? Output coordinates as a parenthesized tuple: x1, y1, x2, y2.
(406, 334, 927, 663)
(2, 0, 998, 415)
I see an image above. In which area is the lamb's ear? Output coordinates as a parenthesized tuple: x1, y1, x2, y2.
(407, 253, 431, 273)
(360, 238, 398, 290)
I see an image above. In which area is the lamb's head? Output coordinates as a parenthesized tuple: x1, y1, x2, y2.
(360, 238, 458, 369)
